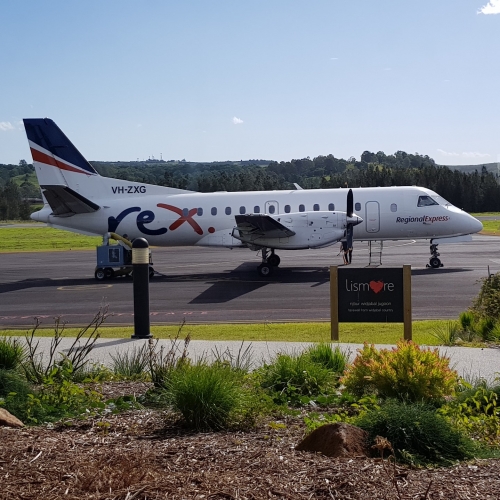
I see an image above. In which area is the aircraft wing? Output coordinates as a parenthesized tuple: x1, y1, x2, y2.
(41, 185, 100, 216)
(234, 214, 296, 242)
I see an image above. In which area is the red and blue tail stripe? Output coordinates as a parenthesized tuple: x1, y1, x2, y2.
(23, 118, 98, 175)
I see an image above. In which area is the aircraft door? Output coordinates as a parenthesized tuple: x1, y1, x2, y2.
(265, 200, 279, 215)
(365, 201, 380, 233)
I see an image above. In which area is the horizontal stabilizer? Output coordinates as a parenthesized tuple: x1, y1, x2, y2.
(41, 185, 100, 216)
(235, 214, 296, 241)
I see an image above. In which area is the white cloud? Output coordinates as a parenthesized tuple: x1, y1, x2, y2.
(478, 0, 500, 14)
(462, 151, 491, 158)
(437, 149, 459, 157)
(0, 121, 14, 131)
(232, 117, 243, 125)
(330, 57, 339, 60)
(437, 149, 490, 158)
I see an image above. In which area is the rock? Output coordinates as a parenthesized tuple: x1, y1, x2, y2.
(0, 408, 24, 428)
(296, 422, 370, 458)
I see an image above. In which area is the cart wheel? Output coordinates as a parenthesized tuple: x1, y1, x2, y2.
(105, 267, 115, 279)
(95, 268, 106, 280)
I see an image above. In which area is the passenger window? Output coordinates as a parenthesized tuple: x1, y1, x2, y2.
(355, 202, 361, 211)
(313, 204, 320, 211)
(197, 207, 203, 216)
(390, 204, 397, 213)
(225, 207, 231, 215)
(182, 208, 189, 216)
(239, 206, 246, 214)
(299, 204, 305, 212)
(417, 195, 438, 207)
(328, 203, 335, 211)
(211, 207, 217, 216)
(268, 205, 276, 214)
(284, 205, 291, 213)
(254, 206, 260, 213)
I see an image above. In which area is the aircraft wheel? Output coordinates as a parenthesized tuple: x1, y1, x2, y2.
(149, 267, 155, 278)
(429, 257, 441, 269)
(258, 263, 273, 277)
(105, 267, 114, 279)
(267, 254, 281, 267)
(95, 268, 106, 280)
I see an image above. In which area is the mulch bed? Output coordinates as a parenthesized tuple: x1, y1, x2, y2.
(1, 382, 499, 499)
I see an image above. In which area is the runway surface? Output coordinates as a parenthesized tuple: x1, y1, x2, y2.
(1, 235, 499, 328)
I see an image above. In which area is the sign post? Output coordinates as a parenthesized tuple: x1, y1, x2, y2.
(330, 265, 411, 341)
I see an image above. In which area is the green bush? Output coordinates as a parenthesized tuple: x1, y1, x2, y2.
(354, 399, 478, 466)
(164, 363, 251, 431)
(341, 341, 458, 402)
(0, 336, 25, 370)
(477, 317, 496, 341)
(257, 352, 336, 406)
(472, 272, 500, 320)
(304, 343, 348, 374)
(0, 369, 34, 421)
(439, 385, 500, 446)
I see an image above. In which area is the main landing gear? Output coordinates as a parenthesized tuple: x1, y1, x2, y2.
(426, 242, 443, 269)
(257, 248, 281, 277)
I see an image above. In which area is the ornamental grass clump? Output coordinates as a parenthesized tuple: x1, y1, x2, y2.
(165, 362, 249, 431)
(0, 336, 25, 371)
(341, 341, 457, 402)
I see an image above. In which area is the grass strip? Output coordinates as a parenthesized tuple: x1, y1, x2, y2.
(0, 227, 100, 252)
(1, 320, 454, 345)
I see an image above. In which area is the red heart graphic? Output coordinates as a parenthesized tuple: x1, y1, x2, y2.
(369, 280, 384, 294)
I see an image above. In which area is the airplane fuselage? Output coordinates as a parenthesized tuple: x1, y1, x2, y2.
(32, 185, 482, 250)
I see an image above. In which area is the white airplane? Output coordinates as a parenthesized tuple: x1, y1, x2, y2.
(24, 118, 483, 276)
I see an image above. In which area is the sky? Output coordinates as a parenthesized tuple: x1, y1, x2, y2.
(1, 0, 499, 166)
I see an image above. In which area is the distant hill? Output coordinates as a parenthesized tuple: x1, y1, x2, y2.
(441, 162, 499, 175)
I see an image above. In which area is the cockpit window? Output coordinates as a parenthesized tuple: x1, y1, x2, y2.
(417, 196, 439, 207)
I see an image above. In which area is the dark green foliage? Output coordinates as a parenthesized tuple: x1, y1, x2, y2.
(257, 352, 336, 406)
(0, 336, 25, 370)
(354, 400, 478, 466)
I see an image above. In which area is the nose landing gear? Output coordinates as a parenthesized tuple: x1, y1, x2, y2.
(427, 243, 443, 269)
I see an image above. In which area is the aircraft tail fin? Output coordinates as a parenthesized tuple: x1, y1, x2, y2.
(24, 118, 99, 181)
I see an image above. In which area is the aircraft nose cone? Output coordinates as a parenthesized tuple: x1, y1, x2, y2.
(471, 216, 483, 234)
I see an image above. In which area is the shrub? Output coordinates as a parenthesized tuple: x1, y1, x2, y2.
(164, 363, 249, 431)
(439, 385, 500, 446)
(354, 399, 478, 466)
(0, 336, 25, 370)
(257, 352, 336, 406)
(472, 272, 500, 320)
(340, 341, 458, 402)
(304, 343, 348, 374)
(476, 317, 496, 342)
(0, 369, 33, 421)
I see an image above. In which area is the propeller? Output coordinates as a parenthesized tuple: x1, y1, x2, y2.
(345, 188, 362, 250)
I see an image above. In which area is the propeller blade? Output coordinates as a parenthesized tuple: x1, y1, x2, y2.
(346, 224, 354, 249)
(347, 189, 353, 217)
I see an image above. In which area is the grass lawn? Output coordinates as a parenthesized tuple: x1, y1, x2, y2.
(0, 226, 101, 252)
(1, 320, 455, 346)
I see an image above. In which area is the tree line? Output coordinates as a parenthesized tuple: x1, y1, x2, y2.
(1, 151, 499, 220)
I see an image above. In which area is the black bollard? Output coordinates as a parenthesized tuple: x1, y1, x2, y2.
(131, 238, 153, 339)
